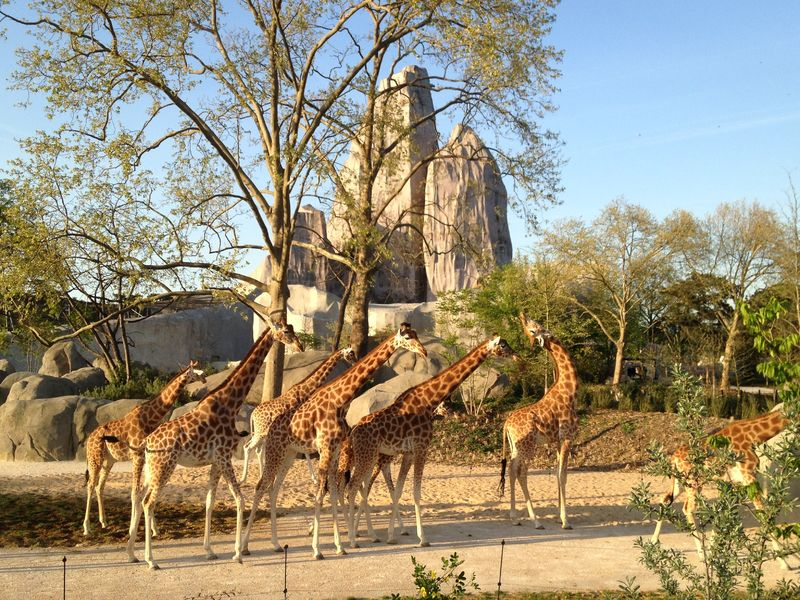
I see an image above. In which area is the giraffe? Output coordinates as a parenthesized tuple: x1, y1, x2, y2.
(651, 408, 793, 568)
(241, 323, 427, 559)
(82, 361, 206, 536)
(345, 336, 519, 548)
(499, 313, 579, 529)
(239, 346, 357, 485)
(336, 400, 449, 538)
(126, 319, 304, 569)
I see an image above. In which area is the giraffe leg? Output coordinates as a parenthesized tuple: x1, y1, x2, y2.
(517, 459, 543, 529)
(411, 451, 429, 547)
(220, 459, 245, 564)
(557, 440, 572, 529)
(310, 447, 335, 559)
(508, 456, 520, 525)
(83, 437, 103, 536)
(126, 457, 147, 564)
(387, 454, 412, 544)
(143, 457, 176, 570)
(326, 445, 347, 556)
(305, 453, 319, 487)
(239, 433, 263, 485)
(652, 476, 681, 543)
(379, 458, 406, 536)
(94, 455, 113, 530)
(678, 487, 707, 562)
(203, 464, 222, 561)
(345, 451, 376, 548)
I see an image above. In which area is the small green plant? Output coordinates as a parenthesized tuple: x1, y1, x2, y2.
(390, 552, 478, 600)
(629, 297, 800, 600)
(620, 420, 637, 435)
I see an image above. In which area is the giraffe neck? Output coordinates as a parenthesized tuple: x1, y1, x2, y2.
(329, 337, 396, 408)
(137, 366, 194, 423)
(203, 327, 275, 414)
(411, 341, 492, 411)
(545, 337, 578, 397)
(288, 350, 344, 399)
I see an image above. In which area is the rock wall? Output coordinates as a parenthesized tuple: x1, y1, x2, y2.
(424, 124, 513, 299)
(125, 305, 252, 372)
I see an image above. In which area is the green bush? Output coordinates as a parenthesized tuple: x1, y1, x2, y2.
(86, 367, 192, 404)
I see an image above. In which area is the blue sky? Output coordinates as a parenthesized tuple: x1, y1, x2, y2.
(2, 2, 799, 257)
(527, 1, 800, 249)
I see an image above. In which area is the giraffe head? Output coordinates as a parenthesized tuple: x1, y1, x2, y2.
(433, 400, 450, 420)
(487, 336, 520, 361)
(270, 318, 305, 353)
(519, 312, 551, 349)
(186, 359, 207, 384)
(339, 346, 358, 365)
(391, 322, 427, 357)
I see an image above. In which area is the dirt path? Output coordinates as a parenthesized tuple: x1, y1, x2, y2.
(0, 460, 796, 599)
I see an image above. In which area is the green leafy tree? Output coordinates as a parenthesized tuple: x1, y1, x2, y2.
(678, 200, 782, 391)
(543, 198, 682, 385)
(1, 0, 562, 397)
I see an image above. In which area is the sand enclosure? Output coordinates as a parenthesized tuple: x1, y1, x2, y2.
(1, 459, 797, 598)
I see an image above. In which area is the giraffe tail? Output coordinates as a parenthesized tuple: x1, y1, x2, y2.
(498, 421, 509, 496)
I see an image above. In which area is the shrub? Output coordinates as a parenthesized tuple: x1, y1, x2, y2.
(390, 553, 478, 600)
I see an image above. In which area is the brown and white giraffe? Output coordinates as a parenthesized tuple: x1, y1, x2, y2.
(82, 361, 206, 536)
(345, 335, 519, 548)
(239, 346, 357, 485)
(336, 400, 449, 539)
(126, 319, 304, 569)
(241, 323, 427, 559)
(651, 408, 792, 568)
(499, 314, 579, 529)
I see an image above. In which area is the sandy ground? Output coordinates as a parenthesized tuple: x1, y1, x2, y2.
(0, 459, 798, 599)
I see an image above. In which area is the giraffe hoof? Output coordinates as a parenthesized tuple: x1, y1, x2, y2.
(148, 563, 160, 571)
(401, 531, 409, 536)
(127, 556, 140, 564)
(273, 546, 285, 553)
(232, 555, 243, 564)
(350, 543, 360, 549)
(386, 539, 397, 545)
(314, 552, 325, 560)
(242, 548, 251, 556)
(562, 524, 573, 530)
(207, 553, 218, 561)
(418, 541, 430, 548)
(372, 538, 381, 544)
(336, 548, 347, 556)
(534, 523, 545, 530)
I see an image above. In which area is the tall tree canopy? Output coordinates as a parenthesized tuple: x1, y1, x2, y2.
(1, 0, 562, 395)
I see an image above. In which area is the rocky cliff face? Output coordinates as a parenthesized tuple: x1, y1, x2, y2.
(423, 125, 513, 299)
(253, 205, 341, 293)
(258, 65, 513, 304)
(328, 65, 439, 303)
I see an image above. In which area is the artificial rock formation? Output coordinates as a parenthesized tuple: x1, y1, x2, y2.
(424, 124, 513, 299)
(329, 65, 439, 303)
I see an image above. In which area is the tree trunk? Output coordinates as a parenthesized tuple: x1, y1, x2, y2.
(612, 335, 625, 386)
(332, 271, 354, 351)
(260, 263, 289, 402)
(349, 270, 371, 358)
(720, 311, 739, 392)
